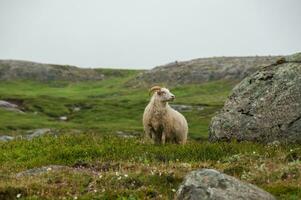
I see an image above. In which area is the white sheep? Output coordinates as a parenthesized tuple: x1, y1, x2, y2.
(143, 86, 188, 144)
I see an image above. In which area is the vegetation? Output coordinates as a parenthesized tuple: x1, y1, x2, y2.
(0, 69, 300, 199)
(0, 69, 233, 138)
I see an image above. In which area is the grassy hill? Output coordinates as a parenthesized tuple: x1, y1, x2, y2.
(0, 68, 300, 199)
(0, 69, 235, 139)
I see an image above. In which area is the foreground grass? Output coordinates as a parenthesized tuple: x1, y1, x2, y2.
(0, 135, 301, 199)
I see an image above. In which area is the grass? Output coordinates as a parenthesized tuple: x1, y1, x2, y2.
(0, 70, 233, 138)
(1, 135, 301, 199)
(0, 69, 300, 199)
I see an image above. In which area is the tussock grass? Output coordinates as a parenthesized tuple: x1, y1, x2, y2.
(0, 135, 300, 199)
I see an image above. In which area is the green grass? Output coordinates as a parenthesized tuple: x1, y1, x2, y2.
(0, 70, 300, 199)
(1, 135, 301, 199)
(0, 70, 233, 138)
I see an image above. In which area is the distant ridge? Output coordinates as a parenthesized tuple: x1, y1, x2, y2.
(0, 60, 104, 81)
(129, 55, 283, 86)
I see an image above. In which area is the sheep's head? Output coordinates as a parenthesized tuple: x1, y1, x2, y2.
(149, 86, 175, 102)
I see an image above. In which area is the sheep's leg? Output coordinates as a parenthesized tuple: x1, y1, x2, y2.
(144, 124, 155, 144)
(151, 131, 159, 144)
(144, 130, 150, 139)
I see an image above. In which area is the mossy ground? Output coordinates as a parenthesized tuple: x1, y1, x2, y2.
(0, 69, 300, 199)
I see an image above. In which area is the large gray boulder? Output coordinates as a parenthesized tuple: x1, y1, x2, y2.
(209, 53, 301, 143)
(175, 169, 275, 200)
(129, 56, 281, 86)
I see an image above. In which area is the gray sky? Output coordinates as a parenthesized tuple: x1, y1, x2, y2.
(0, 0, 300, 69)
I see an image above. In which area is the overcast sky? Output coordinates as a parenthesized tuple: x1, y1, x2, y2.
(0, 0, 300, 69)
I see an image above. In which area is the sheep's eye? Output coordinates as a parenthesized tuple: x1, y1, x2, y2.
(158, 91, 165, 95)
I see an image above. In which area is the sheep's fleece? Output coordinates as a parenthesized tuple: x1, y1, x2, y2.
(143, 86, 188, 144)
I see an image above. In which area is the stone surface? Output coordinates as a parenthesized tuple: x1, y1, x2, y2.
(25, 128, 57, 140)
(115, 131, 140, 138)
(0, 135, 14, 142)
(209, 53, 301, 143)
(0, 100, 24, 113)
(73, 107, 81, 112)
(171, 104, 204, 112)
(175, 169, 275, 200)
(0, 60, 104, 82)
(16, 165, 66, 178)
(59, 116, 68, 121)
(0, 128, 64, 142)
(129, 56, 281, 86)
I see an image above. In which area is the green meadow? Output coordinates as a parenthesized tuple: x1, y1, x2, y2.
(0, 69, 300, 199)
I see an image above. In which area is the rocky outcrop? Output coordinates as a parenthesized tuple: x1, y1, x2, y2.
(175, 169, 275, 200)
(129, 56, 281, 86)
(209, 53, 301, 143)
(0, 60, 104, 82)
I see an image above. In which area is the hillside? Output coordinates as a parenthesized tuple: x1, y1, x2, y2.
(129, 56, 282, 86)
(0, 58, 300, 199)
(0, 60, 104, 81)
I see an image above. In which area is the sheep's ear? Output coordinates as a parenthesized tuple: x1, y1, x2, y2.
(157, 90, 163, 95)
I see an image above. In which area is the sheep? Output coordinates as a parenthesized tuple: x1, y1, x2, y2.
(143, 86, 188, 144)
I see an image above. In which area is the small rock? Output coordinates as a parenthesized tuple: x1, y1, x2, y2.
(0, 100, 18, 108)
(25, 128, 55, 140)
(59, 116, 68, 121)
(0, 100, 24, 113)
(171, 104, 204, 112)
(115, 131, 140, 138)
(171, 104, 194, 112)
(73, 107, 81, 112)
(267, 140, 280, 147)
(175, 169, 276, 200)
(16, 165, 66, 177)
(0, 135, 14, 142)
